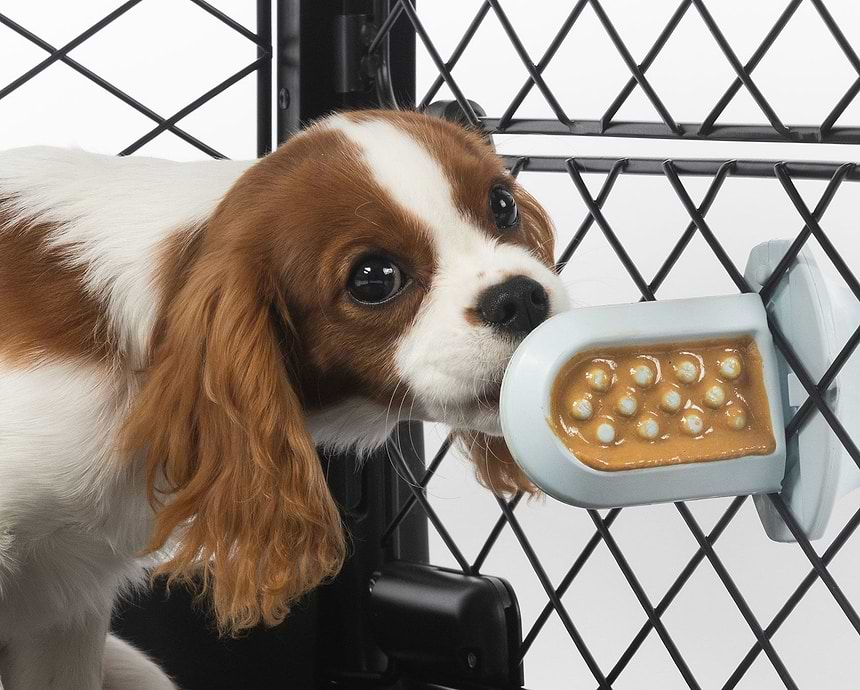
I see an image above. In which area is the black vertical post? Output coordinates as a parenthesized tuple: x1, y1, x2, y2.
(276, 0, 338, 138)
(257, 0, 273, 157)
(276, 1, 423, 686)
(277, 0, 415, 132)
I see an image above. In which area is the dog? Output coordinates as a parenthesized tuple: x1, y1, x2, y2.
(0, 109, 568, 689)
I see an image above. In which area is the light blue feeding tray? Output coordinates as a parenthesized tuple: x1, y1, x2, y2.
(500, 293, 786, 511)
(500, 241, 860, 541)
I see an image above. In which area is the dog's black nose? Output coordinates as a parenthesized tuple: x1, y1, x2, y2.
(477, 275, 550, 336)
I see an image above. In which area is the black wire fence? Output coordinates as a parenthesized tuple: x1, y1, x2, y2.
(0, 0, 272, 158)
(381, 0, 860, 143)
(372, 1, 860, 688)
(3, 1, 860, 688)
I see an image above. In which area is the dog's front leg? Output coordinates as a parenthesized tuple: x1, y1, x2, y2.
(0, 614, 107, 690)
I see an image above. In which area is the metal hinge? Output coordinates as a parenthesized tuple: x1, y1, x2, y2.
(334, 14, 378, 94)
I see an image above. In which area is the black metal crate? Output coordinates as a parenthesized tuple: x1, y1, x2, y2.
(3, 1, 860, 688)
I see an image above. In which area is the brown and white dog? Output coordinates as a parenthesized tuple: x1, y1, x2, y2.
(0, 110, 567, 689)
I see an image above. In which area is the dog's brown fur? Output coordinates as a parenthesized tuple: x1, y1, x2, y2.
(121, 112, 550, 635)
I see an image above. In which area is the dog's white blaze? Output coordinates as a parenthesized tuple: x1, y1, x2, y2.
(327, 116, 474, 257)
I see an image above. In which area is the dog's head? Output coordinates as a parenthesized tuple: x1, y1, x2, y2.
(124, 110, 567, 633)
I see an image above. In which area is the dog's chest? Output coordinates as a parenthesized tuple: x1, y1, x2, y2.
(0, 360, 152, 636)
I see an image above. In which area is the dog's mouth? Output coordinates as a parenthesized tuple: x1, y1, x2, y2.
(462, 379, 503, 413)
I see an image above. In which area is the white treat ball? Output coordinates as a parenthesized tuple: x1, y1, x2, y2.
(660, 389, 682, 413)
(615, 395, 638, 417)
(719, 355, 742, 380)
(704, 384, 727, 409)
(587, 367, 611, 392)
(631, 364, 655, 388)
(674, 359, 699, 384)
(681, 412, 705, 436)
(596, 422, 616, 444)
(727, 407, 748, 430)
(571, 398, 593, 421)
(637, 417, 660, 440)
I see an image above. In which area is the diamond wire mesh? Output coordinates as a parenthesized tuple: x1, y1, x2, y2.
(0, 0, 272, 159)
(5, 1, 860, 686)
(377, 0, 860, 143)
(376, 1, 860, 687)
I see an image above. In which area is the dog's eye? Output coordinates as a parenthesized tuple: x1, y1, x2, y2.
(348, 255, 408, 305)
(489, 185, 519, 230)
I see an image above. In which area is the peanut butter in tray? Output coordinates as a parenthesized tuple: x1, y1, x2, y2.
(549, 338, 776, 472)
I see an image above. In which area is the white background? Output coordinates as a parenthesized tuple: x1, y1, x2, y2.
(2, 1, 860, 688)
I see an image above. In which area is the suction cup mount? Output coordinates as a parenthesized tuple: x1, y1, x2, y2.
(745, 240, 860, 541)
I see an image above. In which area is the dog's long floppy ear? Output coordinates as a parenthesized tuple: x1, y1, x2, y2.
(457, 432, 537, 497)
(122, 219, 345, 635)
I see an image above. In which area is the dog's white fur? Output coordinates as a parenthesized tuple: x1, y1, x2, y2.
(330, 116, 567, 434)
(0, 116, 566, 689)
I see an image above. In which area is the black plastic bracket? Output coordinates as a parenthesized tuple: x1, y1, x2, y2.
(424, 99, 495, 150)
(423, 99, 486, 125)
(370, 562, 524, 688)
